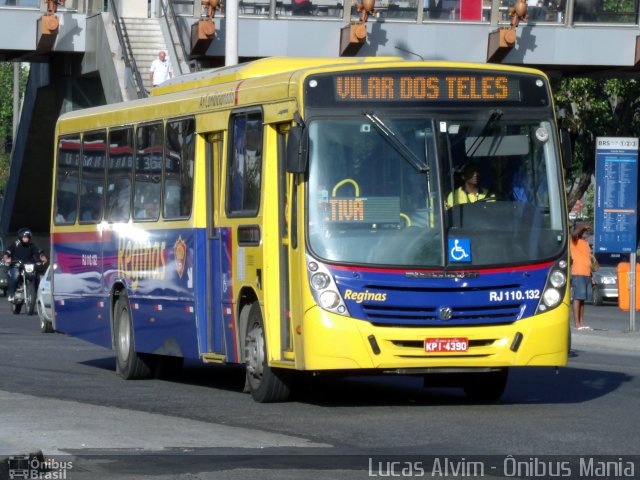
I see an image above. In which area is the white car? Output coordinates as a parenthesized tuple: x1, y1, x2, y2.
(37, 265, 53, 333)
(592, 252, 628, 306)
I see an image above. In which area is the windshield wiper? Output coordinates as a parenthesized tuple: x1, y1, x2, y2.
(465, 109, 504, 158)
(365, 112, 429, 173)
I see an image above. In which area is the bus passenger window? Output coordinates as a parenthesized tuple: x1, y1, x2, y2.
(134, 123, 163, 221)
(164, 118, 195, 219)
(106, 127, 133, 222)
(227, 112, 263, 216)
(80, 130, 106, 223)
(54, 135, 81, 225)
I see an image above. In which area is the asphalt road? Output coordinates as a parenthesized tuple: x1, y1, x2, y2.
(0, 300, 639, 479)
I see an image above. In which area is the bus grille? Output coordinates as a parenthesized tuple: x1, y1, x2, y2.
(358, 284, 524, 327)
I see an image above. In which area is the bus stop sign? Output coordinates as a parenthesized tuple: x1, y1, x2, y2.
(594, 137, 638, 254)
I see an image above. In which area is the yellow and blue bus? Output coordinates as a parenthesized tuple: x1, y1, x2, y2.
(51, 57, 570, 402)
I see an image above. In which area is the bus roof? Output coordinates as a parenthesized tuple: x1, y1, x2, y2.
(150, 56, 405, 96)
(56, 57, 549, 131)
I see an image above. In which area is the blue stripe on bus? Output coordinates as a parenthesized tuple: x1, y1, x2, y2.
(52, 227, 218, 360)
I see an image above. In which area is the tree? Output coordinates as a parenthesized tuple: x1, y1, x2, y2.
(553, 78, 640, 211)
(0, 62, 28, 196)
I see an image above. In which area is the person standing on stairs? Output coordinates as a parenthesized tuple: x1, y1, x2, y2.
(149, 50, 173, 88)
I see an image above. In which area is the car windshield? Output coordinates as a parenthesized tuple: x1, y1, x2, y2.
(307, 114, 566, 268)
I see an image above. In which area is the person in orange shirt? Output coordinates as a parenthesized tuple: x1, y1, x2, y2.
(569, 223, 593, 331)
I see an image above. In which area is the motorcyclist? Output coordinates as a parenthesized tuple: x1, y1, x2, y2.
(3, 229, 47, 302)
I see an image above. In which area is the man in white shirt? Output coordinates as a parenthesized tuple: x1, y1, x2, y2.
(149, 51, 172, 87)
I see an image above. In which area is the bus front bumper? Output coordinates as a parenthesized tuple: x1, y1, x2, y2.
(299, 305, 569, 371)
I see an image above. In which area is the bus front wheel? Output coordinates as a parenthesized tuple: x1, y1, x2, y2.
(244, 302, 291, 402)
(114, 293, 155, 380)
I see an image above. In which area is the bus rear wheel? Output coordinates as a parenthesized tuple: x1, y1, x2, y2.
(244, 302, 291, 402)
(463, 368, 508, 403)
(114, 293, 155, 379)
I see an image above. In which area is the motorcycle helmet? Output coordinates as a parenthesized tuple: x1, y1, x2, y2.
(18, 228, 32, 241)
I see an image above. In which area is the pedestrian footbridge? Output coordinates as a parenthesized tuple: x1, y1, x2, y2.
(0, 0, 638, 240)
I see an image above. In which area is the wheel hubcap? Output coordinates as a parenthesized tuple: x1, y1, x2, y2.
(117, 308, 130, 362)
(245, 322, 265, 388)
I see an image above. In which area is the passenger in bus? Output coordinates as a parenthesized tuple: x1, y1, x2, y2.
(62, 200, 77, 223)
(136, 197, 160, 220)
(109, 179, 131, 221)
(445, 162, 493, 208)
(81, 193, 102, 222)
(54, 205, 65, 224)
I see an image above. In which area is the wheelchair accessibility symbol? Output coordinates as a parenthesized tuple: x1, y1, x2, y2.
(448, 238, 471, 263)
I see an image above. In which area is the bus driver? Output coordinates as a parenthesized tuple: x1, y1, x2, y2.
(445, 162, 493, 209)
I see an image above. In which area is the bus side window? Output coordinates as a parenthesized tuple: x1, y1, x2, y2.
(226, 111, 263, 217)
(164, 117, 195, 219)
(106, 127, 134, 222)
(134, 122, 163, 221)
(54, 135, 81, 225)
(79, 130, 106, 223)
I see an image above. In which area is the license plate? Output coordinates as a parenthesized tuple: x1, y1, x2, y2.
(424, 337, 469, 352)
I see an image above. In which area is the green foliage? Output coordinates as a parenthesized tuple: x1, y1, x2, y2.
(0, 62, 28, 140)
(0, 151, 8, 196)
(0, 62, 28, 196)
(552, 77, 640, 209)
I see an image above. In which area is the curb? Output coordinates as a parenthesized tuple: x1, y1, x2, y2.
(571, 330, 640, 354)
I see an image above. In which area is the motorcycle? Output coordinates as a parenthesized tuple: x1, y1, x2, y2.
(10, 260, 40, 315)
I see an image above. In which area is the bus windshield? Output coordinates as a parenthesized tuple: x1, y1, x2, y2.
(307, 113, 566, 268)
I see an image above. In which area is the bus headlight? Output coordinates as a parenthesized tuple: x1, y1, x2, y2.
(306, 256, 350, 317)
(320, 291, 340, 309)
(549, 271, 566, 288)
(542, 288, 561, 307)
(535, 259, 569, 315)
(311, 272, 331, 290)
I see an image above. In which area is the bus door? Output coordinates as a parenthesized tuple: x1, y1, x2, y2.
(216, 109, 266, 364)
(205, 132, 226, 356)
(275, 124, 298, 362)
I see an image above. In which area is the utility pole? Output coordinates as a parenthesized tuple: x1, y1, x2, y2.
(12, 62, 19, 152)
(225, 0, 238, 66)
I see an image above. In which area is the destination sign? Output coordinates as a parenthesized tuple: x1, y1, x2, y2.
(304, 69, 550, 109)
(334, 74, 517, 102)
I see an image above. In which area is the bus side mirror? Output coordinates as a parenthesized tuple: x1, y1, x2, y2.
(560, 129, 572, 170)
(286, 125, 308, 174)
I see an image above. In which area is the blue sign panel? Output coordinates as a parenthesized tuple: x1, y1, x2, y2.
(594, 137, 638, 253)
(448, 238, 472, 263)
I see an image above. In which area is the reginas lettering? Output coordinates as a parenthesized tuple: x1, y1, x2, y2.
(344, 289, 387, 304)
(118, 238, 167, 290)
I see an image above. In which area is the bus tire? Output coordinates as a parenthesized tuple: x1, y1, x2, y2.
(463, 368, 508, 403)
(244, 302, 291, 403)
(114, 293, 154, 380)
